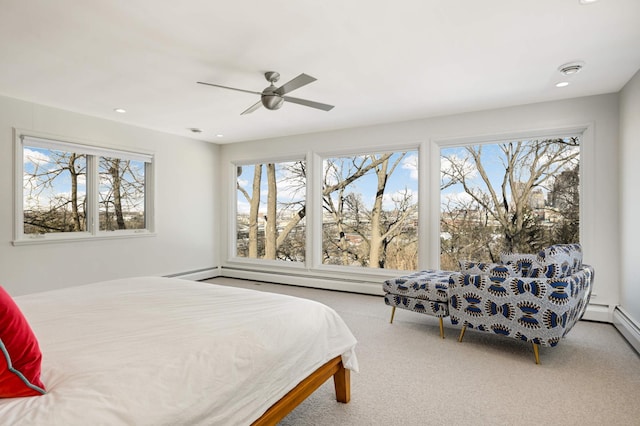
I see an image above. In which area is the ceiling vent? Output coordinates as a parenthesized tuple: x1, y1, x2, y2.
(558, 62, 584, 75)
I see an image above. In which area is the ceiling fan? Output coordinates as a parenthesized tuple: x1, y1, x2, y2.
(197, 71, 334, 115)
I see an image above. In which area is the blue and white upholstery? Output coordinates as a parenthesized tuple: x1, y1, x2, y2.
(448, 244, 594, 363)
(383, 269, 454, 338)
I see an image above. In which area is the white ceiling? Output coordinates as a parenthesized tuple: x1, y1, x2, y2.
(1, 0, 639, 144)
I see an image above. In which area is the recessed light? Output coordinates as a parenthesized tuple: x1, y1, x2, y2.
(579, 0, 598, 4)
(188, 128, 203, 133)
(113, 108, 126, 113)
(556, 82, 570, 88)
(216, 134, 224, 138)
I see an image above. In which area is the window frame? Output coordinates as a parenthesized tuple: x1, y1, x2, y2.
(309, 144, 423, 278)
(13, 131, 155, 245)
(228, 154, 308, 268)
(226, 147, 424, 281)
(222, 124, 593, 288)
(429, 125, 592, 268)
(315, 148, 421, 272)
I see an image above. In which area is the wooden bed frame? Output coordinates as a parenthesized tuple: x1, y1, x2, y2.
(252, 356, 350, 425)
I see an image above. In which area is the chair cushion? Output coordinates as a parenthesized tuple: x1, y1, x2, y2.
(383, 270, 453, 302)
(499, 253, 544, 277)
(536, 244, 583, 278)
(459, 261, 516, 278)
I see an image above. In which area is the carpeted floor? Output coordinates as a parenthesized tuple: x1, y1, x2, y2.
(205, 277, 640, 426)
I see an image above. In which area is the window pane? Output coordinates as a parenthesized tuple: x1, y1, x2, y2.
(440, 137, 580, 269)
(99, 157, 146, 230)
(236, 161, 306, 261)
(322, 152, 419, 269)
(23, 146, 87, 234)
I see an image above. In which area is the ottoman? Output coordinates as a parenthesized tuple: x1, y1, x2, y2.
(383, 269, 454, 338)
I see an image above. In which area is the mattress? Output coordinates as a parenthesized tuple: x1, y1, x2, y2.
(0, 276, 358, 425)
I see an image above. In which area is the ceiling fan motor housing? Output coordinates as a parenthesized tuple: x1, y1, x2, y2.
(261, 89, 284, 110)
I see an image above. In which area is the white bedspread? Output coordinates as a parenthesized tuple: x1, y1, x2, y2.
(0, 277, 358, 425)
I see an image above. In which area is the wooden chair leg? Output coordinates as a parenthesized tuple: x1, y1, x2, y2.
(532, 343, 540, 365)
(438, 318, 445, 339)
(458, 325, 467, 342)
(389, 306, 396, 324)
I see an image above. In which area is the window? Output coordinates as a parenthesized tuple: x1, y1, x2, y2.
(236, 160, 306, 262)
(23, 147, 87, 234)
(99, 157, 146, 231)
(16, 134, 153, 243)
(321, 151, 419, 270)
(439, 136, 580, 269)
(227, 131, 586, 281)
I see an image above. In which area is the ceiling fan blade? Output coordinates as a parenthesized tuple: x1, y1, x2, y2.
(283, 96, 334, 111)
(274, 73, 316, 96)
(197, 81, 261, 95)
(241, 100, 262, 115)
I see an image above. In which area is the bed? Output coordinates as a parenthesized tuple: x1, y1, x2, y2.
(0, 276, 358, 425)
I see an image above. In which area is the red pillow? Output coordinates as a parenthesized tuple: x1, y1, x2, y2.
(0, 286, 46, 397)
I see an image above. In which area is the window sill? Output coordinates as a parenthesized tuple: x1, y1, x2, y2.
(224, 257, 414, 282)
(12, 231, 156, 246)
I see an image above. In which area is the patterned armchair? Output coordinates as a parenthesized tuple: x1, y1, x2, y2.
(448, 244, 594, 364)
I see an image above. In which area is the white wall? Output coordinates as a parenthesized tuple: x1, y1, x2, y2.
(0, 95, 219, 296)
(619, 70, 640, 324)
(220, 94, 621, 318)
(1, 91, 624, 320)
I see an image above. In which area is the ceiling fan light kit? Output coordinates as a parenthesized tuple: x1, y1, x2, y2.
(197, 71, 334, 115)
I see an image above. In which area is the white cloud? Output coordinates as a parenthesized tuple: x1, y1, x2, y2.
(441, 191, 473, 207)
(277, 185, 305, 203)
(24, 148, 50, 166)
(441, 154, 477, 180)
(402, 154, 419, 180)
(382, 188, 416, 210)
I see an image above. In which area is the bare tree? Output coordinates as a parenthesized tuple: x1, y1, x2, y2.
(237, 155, 405, 264)
(99, 158, 146, 230)
(264, 163, 277, 259)
(440, 194, 498, 269)
(237, 164, 262, 258)
(321, 153, 418, 268)
(23, 150, 86, 233)
(440, 137, 580, 261)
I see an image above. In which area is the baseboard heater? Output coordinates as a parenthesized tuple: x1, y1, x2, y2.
(165, 267, 220, 281)
(219, 266, 385, 296)
(612, 306, 640, 355)
(582, 302, 612, 323)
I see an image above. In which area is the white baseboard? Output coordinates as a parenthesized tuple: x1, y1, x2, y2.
(612, 306, 640, 355)
(165, 267, 220, 281)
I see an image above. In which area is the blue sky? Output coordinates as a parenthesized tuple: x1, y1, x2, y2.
(236, 153, 419, 214)
(23, 146, 145, 211)
(440, 139, 580, 209)
(23, 146, 87, 209)
(235, 138, 580, 216)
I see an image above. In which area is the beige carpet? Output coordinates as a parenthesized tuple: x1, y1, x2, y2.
(205, 277, 640, 426)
